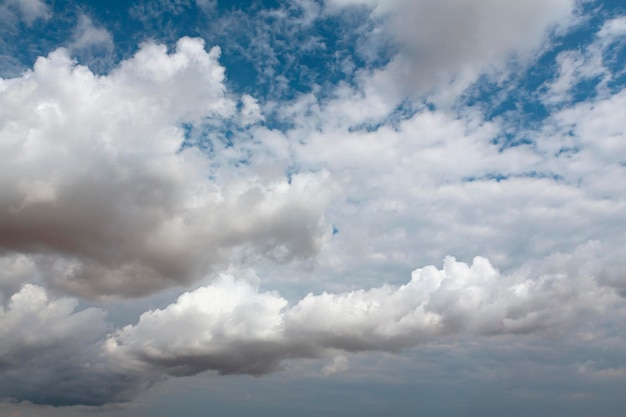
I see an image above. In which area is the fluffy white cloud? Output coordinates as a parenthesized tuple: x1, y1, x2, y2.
(0, 37, 334, 298)
(106, 254, 614, 378)
(106, 274, 291, 376)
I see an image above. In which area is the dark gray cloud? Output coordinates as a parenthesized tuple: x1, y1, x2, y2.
(0, 284, 151, 406)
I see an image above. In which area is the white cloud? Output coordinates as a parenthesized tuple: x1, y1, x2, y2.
(239, 93, 264, 126)
(0, 37, 334, 298)
(106, 254, 615, 378)
(247, 15, 626, 299)
(321, 354, 349, 376)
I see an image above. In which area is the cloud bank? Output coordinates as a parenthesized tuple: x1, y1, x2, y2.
(3, 251, 614, 406)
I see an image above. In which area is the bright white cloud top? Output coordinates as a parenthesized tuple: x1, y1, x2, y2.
(0, 0, 626, 416)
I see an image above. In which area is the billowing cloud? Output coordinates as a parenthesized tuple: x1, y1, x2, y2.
(0, 37, 334, 298)
(105, 254, 614, 379)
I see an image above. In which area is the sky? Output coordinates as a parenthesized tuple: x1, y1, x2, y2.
(1, 0, 626, 416)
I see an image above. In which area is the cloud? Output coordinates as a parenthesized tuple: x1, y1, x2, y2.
(248, 12, 626, 300)
(1, 4, 626, 412)
(3, 0, 50, 25)
(69, 14, 113, 53)
(326, 0, 577, 94)
(0, 254, 38, 301)
(239, 93, 264, 126)
(106, 254, 614, 379)
(0, 37, 334, 298)
(1, 245, 614, 407)
(0, 284, 148, 406)
(542, 15, 626, 105)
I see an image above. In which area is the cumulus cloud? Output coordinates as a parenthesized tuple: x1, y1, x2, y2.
(106, 255, 614, 379)
(0, 37, 334, 298)
(0, 249, 617, 407)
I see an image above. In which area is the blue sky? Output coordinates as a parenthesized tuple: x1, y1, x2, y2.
(1, 0, 626, 416)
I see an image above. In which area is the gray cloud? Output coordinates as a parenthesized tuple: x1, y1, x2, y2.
(0, 284, 150, 406)
(2, 0, 50, 25)
(326, 0, 576, 96)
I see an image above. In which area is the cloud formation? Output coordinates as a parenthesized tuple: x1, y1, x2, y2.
(0, 37, 333, 298)
(106, 255, 613, 379)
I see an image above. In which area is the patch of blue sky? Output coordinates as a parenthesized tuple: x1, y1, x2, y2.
(463, 171, 564, 184)
(347, 99, 423, 133)
(489, 133, 534, 153)
(461, 52, 555, 129)
(206, 1, 394, 101)
(461, 1, 625, 152)
(181, 119, 244, 153)
(215, 0, 282, 13)
(1, 0, 395, 105)
(600, 0, 626, 15)
(570, 74, 605, 102)
(556, 145, 581, 158)
(602, 40, 626, 91)
(0, 2, 71, 76)
(461, 62, 552, 134)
